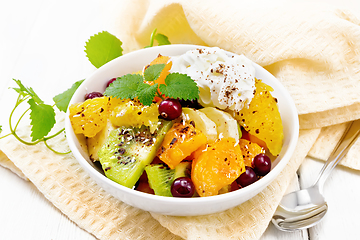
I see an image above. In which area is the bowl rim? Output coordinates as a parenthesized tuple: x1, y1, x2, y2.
(65, 44, 299, 207)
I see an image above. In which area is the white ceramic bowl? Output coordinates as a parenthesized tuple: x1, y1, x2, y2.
(65, 44, 299, 216)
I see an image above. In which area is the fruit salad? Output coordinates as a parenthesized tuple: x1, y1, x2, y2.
(69, 47, 284, 198)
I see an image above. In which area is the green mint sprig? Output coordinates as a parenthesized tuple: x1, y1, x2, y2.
(0, 79, 83, 154)
(104, 64, 199, 106)
(0, 29, 172, 154)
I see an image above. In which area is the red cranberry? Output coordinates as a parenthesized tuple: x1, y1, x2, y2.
(158, 98, 182, 120)
(252, 154, 271, 176)
(106, 78, 117, 88)
(85, 92, 103, 100)
(236, 166, 258, 188)
(171, 177, 195, 198)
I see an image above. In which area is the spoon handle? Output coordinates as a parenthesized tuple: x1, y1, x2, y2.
(314, 119, 360, 192)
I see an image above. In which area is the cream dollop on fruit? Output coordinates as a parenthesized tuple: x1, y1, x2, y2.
(170, 47, 256, 112)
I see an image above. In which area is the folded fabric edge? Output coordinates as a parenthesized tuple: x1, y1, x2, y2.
(0, 149, 29, 181)
(299, 103, 360, 130)
(307, 122, 360, 171)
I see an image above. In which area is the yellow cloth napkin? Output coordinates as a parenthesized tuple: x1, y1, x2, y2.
(107, 0, 360, 129)
(0, 118, 319, 240)
(308, 122, 360, 170)
(1, 0, 360, 239)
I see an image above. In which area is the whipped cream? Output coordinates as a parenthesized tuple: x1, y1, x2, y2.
(170, 47, 256, 112)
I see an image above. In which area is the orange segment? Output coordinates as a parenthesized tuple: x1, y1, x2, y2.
(239, 139, 265, 167)
(191, 138, 245, 197)
(235, 79, 284, 156)
(150, 54, 172, 86)
(157, 122, 207, 169)
(248, 133, 268, 151)
(184, 144, 206, 160)
(241, 128, 268, 151)
(144, 54, 172, 97)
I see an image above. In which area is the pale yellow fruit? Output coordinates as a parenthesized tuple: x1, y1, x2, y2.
(199, 107, 239, 140)
(69, 96, 109, 138)
(182, 107, 217, 142)
(109, 100, 159, 133)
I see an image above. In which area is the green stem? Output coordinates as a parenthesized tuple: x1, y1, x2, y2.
(44, 139, 71, 155)
(8, 95, 40, 145)
(156, 88, 165, 100)
(9, 95, 28, 132)
(43, 128, 65, 141)
(10, 132, 40, 145)
(14, 108, 30, 132)
(149, 28, 157, 47)
(0, 133, 12, 139)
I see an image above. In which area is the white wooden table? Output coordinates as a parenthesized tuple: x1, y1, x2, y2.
(1, 0, 360, 239)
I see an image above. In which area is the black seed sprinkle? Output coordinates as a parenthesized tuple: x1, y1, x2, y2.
(180, 126, 190, 133)
(118, 148, 126, 155)
(170, 138, 177, 145)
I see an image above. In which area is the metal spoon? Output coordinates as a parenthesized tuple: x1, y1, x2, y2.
(272, 119, 360, 231)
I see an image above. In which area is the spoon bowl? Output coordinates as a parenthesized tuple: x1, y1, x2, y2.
(279, 186, 325, 212)
(273, 204, 328, 231)
(272, 119, 360, 231)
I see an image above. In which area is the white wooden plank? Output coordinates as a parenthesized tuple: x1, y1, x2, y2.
(262, 224, 309, 240)
(0, 166, 96, 240)
(0, 0, 99, 239)
(0, 0, 44, 100)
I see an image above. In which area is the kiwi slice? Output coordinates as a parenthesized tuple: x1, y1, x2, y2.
(98, 120, 172, 189)
(145, 162, 191, 197)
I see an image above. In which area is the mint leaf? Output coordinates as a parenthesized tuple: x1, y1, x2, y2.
(28, 99, 56, 141)
(136, 83, 158, 106)
(12, 79, 43, 104)
(159, 73, 199, 100)
(53, 79, 84, 112)
(104, 74, 143, 99)
(104, 73, 158, 106)
(85, 31, 123, 68)
(144, 64, 165, 82)
(154, 33, 171, 46)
